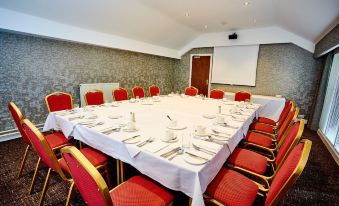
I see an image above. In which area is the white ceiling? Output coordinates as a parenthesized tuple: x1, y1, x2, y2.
(0, 0, 338, 50)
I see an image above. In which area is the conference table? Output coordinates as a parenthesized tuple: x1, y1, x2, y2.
(44, 95, 262, 206)
(224, 92, 286, 122)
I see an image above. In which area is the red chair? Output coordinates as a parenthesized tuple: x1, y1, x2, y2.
(21, 119, 110, 205)
(112, 87, 128, 101)
(45, 92, 73, 112)
(226, 120, 304, 179)
(205, 139, 312, 206)
(234, 91, 251, 101)
(61, 146, 174, 206)
(244, 108, 299, 151)
(255, 99, 294, 126)
(132, 86, 145, 98)
(84, 90, 104, 105)
(8, 102, 70, 179)
(149, 85, 160, 96)
(184, 86, 198, 96)
(210, 89, 224, 99)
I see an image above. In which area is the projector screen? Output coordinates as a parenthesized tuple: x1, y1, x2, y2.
(212, 45, 259, 86)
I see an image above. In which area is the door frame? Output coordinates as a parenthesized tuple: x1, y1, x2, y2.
(189, 53, 213, 96)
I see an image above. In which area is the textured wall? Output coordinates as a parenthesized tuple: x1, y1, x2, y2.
(0, 31, 176, 131)
(314, 24, 339, 58)
(174, 44, 322, 119)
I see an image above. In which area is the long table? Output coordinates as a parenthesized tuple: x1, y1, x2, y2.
(44, 95, 260, 206)
(224, 92, 285, 122)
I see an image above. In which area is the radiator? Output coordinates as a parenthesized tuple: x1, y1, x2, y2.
(79, 83, 119, 106)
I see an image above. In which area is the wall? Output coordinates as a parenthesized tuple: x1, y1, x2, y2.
(314, 24, 339, 58)
(174, 44, 323, 119)
(0, 31, 176, 131)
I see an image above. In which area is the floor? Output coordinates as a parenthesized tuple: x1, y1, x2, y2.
(0, 128, 338, 206)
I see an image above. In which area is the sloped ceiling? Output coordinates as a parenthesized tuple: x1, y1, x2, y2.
(0, 0, 338, 57)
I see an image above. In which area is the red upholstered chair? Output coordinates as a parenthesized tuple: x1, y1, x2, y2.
(184, 86, 198, 96)
(112, 87, 129, 101)
(84, 90, 104, 105)
(244, 108, 300, 151)
(205, 139, 312, 206)
(8, 102, 70, 178)
(45, 91, 73, 112)
(61, 146, 174, 206)
(226, 120, 304, 180)
(210, 89, 224, 99)
(149, 85, 160, 97)
(21, 119, 110, 205)
(132, 86, 145, 98)
(255, 99, 294, 126)
(234, 91, 251, 101)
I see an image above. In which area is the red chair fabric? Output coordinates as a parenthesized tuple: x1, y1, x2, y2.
(255, 100, 292, 126)
(227, 148, 268, 175)
(256, 117, 276, 126)
(149, 85, 160, 97)
(45, 132, 69, 149)
(234, 91, 251, 101)
(184, 86, 198, 96)
(110, 176, 174, 206)
(250, 123, 275, 134)
(113, 88, 128, 101)
(45, 92, 73, 112)
(206, 168, 258, 206)
(85, 90, 104, 105)
(132, 86, 145, 98)
(210, 89, 224, 99)
(245, 132, 273, 148)
(8, 102, 30, 145)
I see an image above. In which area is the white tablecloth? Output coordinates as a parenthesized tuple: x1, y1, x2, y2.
(44, 96, 260, 206)
(224, 92, 285, 122)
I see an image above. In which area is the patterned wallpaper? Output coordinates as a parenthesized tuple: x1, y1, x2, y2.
(0, 31, 176, 131)
(174, 44, 323, 119)
(314, 24, 339, 58)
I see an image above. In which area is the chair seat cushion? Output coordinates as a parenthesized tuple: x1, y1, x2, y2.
(110, 176, 174, 206)
(250, 122, 274, 134)
(206, 168, 258, 206)
(59, 147, 108, 173)
(45, 132, 69, 149)
(257, 117, 275, 125)
(227, 148, 268, 175)
(246, 132, 273, 148)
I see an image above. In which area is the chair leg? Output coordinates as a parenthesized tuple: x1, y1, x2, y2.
(116, 160, 120, 185)
(65, 182, 75, 206)
(29, 157, 41, 194)
(38, 168, 51, 206)
(105, 165, 112, 189)
(18, 145, 30, 177)
(120, 161, 124, 183)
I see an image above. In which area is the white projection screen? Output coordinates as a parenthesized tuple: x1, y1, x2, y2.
(212, 45, 259, 86)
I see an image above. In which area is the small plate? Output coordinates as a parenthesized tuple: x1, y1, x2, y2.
(141, 102, 153, 105)
(152, 99, 161, 102)
(123, 128, 139, 132)
(202, 114, 216, 119)
(107, 115, 122, 119)
(166, 125, 187, 130)
(194, 131, 210, 137)
(184, 153, 208, 165)
(85, 115, 98, 119)
(123, 136, 142, 144)
(161, 135, 178, 143)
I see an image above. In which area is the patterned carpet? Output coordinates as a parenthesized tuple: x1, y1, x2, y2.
(0, 128, 338, 206)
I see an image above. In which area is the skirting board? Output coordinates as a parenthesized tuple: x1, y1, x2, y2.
(0, 123, 44, 142)
(317, 129, 339, 166)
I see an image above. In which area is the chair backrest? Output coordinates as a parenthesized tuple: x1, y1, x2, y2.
(112, 88, 128, 101)
(184, 86, 198, 96)
(276, 100, 294, 129)
(209, 89, 224, 99)
(132, 86, 145, 98)
(275, 119, 304, 169)
(277, 108, 300, 145)
(8, 102, 30, 145)
(45, 92, 73, 112)
(61, 146, 113, 206)
(85, 90, 105, 105)
(265, 139, 312, 206)
(234, 91, 251, 101)
(149, 85, 160, 97)
(21, 119, 66, 179)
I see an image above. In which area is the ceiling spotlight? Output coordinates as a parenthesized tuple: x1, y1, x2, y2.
(185, 12, 190, 17)
(243, 2, 250, 6)
(204, 25, 208, 29)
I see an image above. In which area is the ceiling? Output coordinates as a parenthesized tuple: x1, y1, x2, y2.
(0, 0, 338, 50)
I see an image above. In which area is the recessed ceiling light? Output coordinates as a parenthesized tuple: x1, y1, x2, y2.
(204, 25, 208, 29)
(185, 12, 190, 17)
(243, 2, 250, 6)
